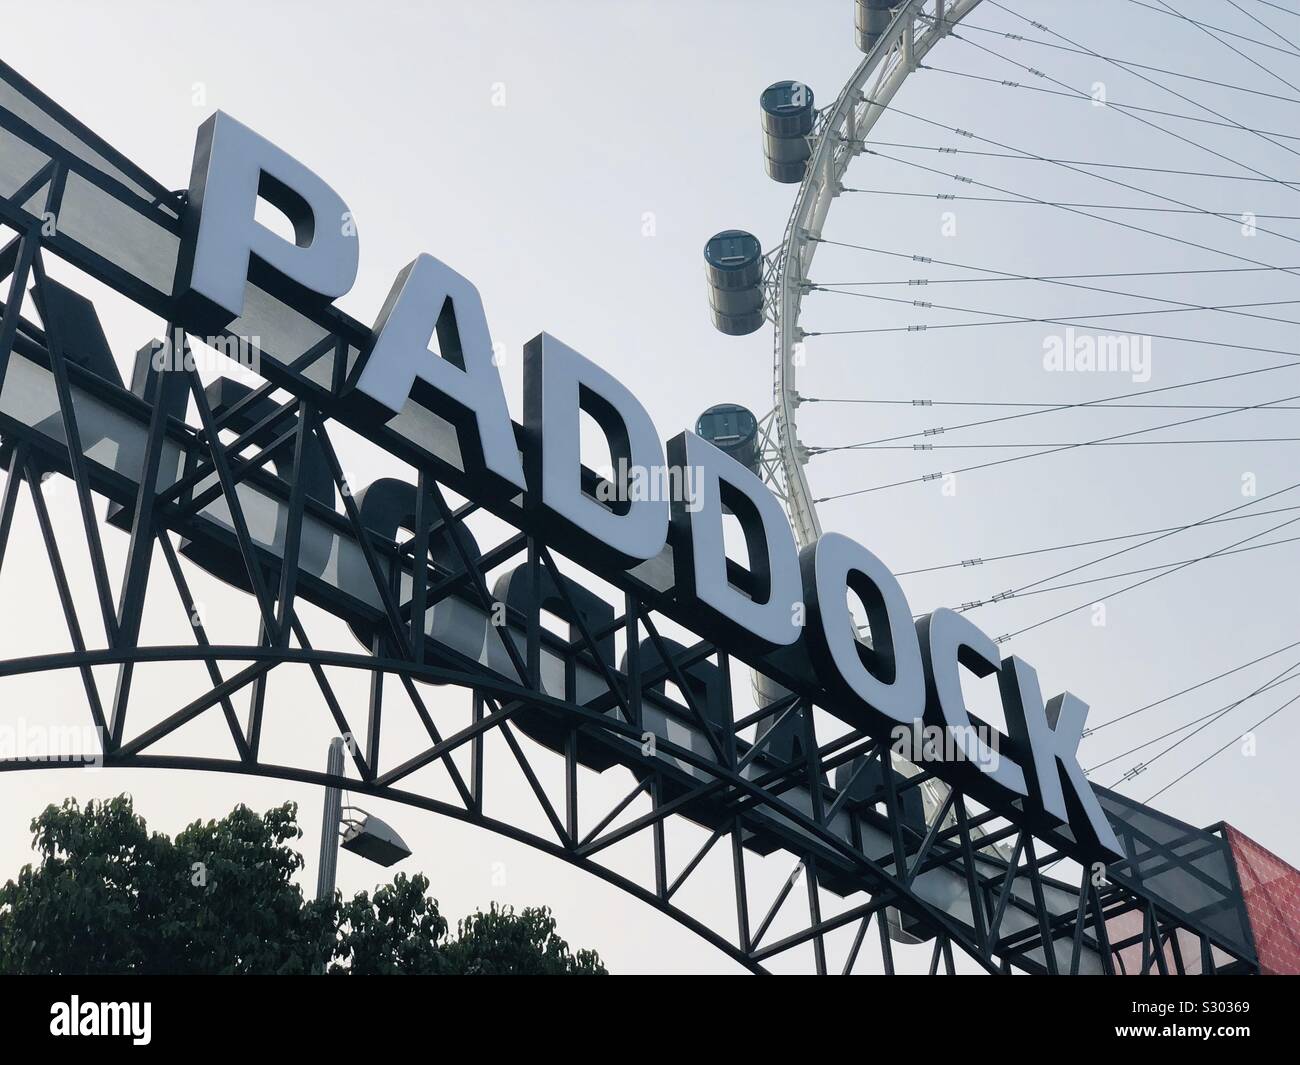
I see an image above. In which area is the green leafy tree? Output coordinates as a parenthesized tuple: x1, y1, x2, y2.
(332, 872, 450, 974)
(0, 795, 605, 975)
(441, 903, 606, 975)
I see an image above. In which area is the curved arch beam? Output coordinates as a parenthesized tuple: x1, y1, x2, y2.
(0, 645, 999, 972)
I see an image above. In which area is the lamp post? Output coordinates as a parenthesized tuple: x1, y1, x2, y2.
(315, 737, 412, 902)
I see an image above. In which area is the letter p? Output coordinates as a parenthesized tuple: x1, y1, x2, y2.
(175, 111, 358, 330)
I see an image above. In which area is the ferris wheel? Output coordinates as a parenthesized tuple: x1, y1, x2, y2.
(700, 4, 999, 933)
(701, 0, 1300, 841)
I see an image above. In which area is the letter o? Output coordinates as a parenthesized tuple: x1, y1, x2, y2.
(799, 533, 925, 727)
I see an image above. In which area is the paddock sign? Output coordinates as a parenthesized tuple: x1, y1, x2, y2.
(162, 110, 1122, 862)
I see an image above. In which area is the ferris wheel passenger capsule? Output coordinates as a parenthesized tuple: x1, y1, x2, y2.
(695, 403, 761, 475)
(704, 229, 765, 336)
(760, 80, 815, 184)
(855, 0, 896, 53)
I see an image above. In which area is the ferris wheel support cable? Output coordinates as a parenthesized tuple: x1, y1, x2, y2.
(826, 148, 1300, 296)
(808, 366, 1300, 457)
(999, 507, 1300, 644)
(829, 438, 1300, 450)
(937, 37, 1300, 172)
(990, 1, 1300, 168)
(1090, 673, 1300, 773)
(949, 477, 1300, 613)
(1149, 0, 1300, 95)
(814, 399, 1300, 410)
(1104, 696, 1297, 770)
(843, 188, 1300, 221)
(977, 4, 1300, 104)
(1086, 637, 1300, 737)
(1104, 0, 1300, 60)
(966, 4, 1300, 61)
(1227, 0, 1299, 50)
(1254, 1, 1300, 23)
(922, 64, 1300, 151)
(932, 45, 1300, 120)
(1143, 689, 1300, 800)
(858, 100, 1300, 255)
(940, 22, 1300, 104)
(912, 540, 1300, 634)
(1117, 654, 1300, 786)
(859, 142, 1300, 186)
(984, 0, 1300, 62)
(937, 532, 1300, 605)
(891, 505, 1300, 579)
(821, 274, 1300, 328)
(814, 285, 1300, 332)
(811, 240, 1300, 327)
(809, 304, 1300, 359)
(819, 396, 1300, 500)
(908, 502, 1300, 619)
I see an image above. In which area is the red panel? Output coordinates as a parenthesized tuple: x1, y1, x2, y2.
(1104, 908, 1232, 974)
(1225, 824, 1300, 976)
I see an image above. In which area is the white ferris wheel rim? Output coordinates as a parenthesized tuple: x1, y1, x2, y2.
(772, 0, 987, 548)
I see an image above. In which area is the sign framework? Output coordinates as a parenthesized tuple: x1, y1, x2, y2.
(0, 58, 1259, 974)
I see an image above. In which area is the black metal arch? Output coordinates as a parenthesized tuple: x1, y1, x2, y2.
(0, 637, 1004, 975)
(5, 753, 773, 975)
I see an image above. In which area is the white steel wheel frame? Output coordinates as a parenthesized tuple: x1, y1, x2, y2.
(770, 0, 985, 547)
(760, 0, 1005, 883)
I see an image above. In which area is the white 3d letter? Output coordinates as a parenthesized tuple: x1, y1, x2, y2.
(917, 607, 1026, 797)
(356, 253, 526, 492)
(998, 656, 1124, 860)
(176, 111, 358, 325)
(523, 333, 668, 565)
(668, 431, 801, 647)
(801, 533, 925, 726)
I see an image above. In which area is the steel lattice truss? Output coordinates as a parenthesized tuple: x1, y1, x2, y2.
(0, 59, 1258, 975)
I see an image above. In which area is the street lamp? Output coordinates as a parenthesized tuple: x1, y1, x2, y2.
(340, 809, 411, 866)
(315, 737, 412, 901)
